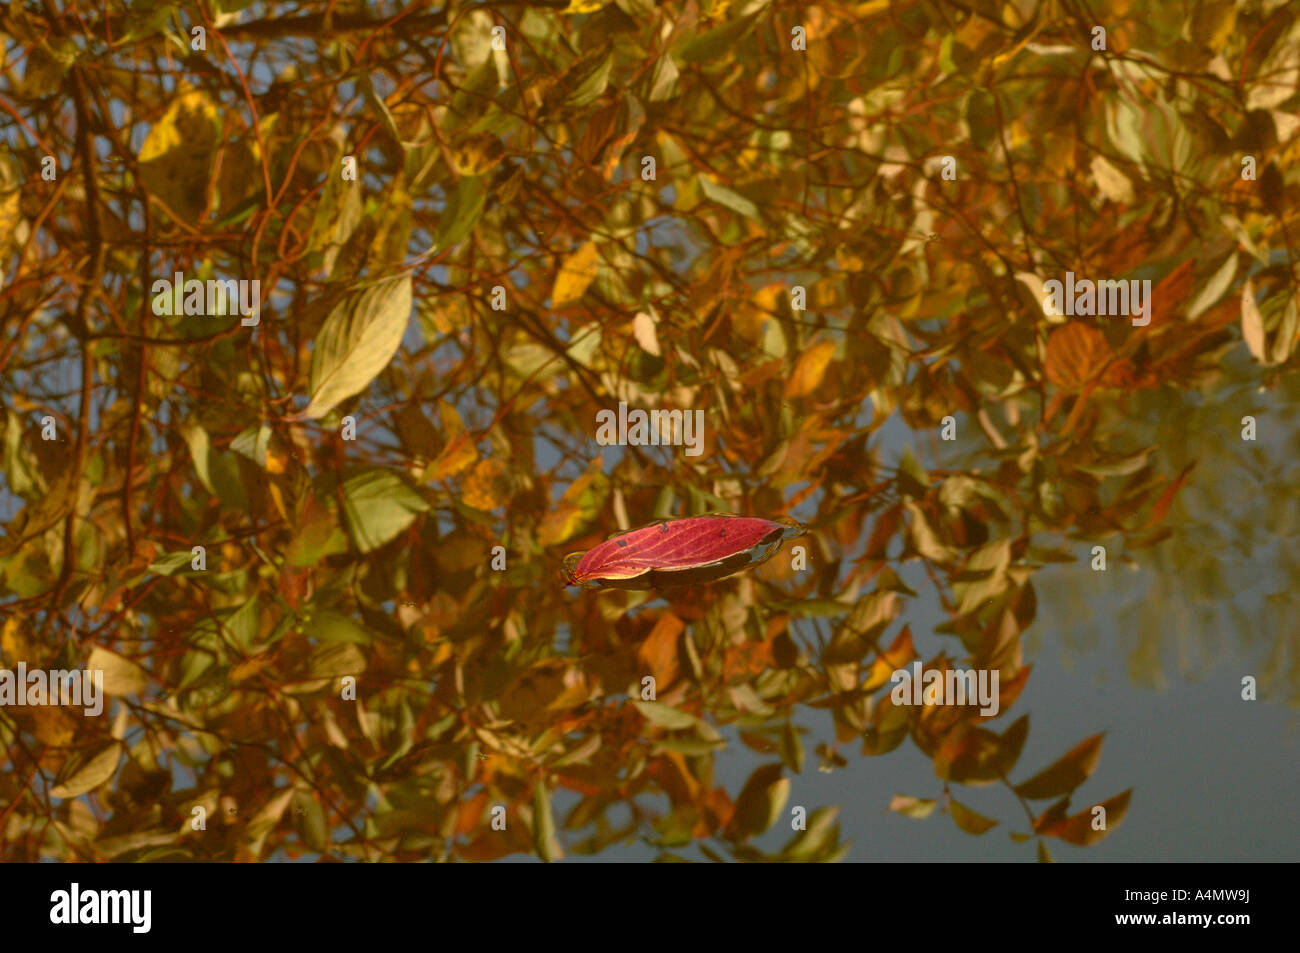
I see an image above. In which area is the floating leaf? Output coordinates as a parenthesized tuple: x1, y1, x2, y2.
(305, 274, 412, 418)
(562, 515, 805, 590)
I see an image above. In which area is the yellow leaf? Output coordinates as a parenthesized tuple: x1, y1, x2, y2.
(1241, 280, 1269, 364)
(430, 432, 477, 481)
(0, 151, 23, 254)
(633, 311, 661, 356)
(1090, 155, 1134, 204)
(2, 615, 33, 663)
(138, 83, 221, 220)
(50, 744, 122, 798)
(552, 242, 600, 307)
(785, 340, 836, 397)
(87, 646, 149, 695)
(31, 706, 78, 747)
(462, 458, 511, 510)
(562, 0, 610, 12)
(449, 133, 506, 176)
(537, 503, 587, 546)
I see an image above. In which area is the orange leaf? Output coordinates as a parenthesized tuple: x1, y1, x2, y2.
(461, 458, 511, 510)
(1044, 323, 1111, 390)
(785, 340, 836, 398)
(637, 612, 684, 690)
(1145, 461, 1197, 529)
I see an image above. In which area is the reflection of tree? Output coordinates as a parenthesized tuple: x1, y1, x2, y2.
(1, 1, 1298, 861)
(1032, 365, 1300, 703)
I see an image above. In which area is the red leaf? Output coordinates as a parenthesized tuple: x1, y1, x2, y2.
(562, 515, 805, 590)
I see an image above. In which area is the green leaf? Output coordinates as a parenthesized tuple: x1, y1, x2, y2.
(565, 49, 613, 108)
(782, 806, 839, 860)
(676, 14, 759, 64)
(149, 550, 194, 576)
(646, 52, 679, 102)
(308, 641, 367, 680)
(435, 175, 487, 251)
(633, 699, 700, 731)
(309, 610, 373, 645)
(1186, 253, 1237, 319)
(180, 424, 215, 494)
(779, 720, 805, 774)
(342, 469, 429, 553)
(699, 175, 760, 221)
(727, 763, 789, 839)
(305, 274, 413, 419)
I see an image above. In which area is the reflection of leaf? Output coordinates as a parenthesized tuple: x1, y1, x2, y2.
(87, 646, 149, 695)
(786, 340, 836, 398)
(51, 744, 121, 799)
(138, 83, 220, 219)
(633, 699, 699, 731)
(1241, 280, 1267, 363)
(781, 806, 840, 859)
(637, 612, 684, 689)
(533, 781, 563, 862)
(1045, 323, 1110, 390)
(552, 241, 600, 307)
(306, 274, 413, 418)
(1039, 789, 1132, 846)
(1014, 734, 1104, 800)
(889, 794, 938, 818)
(727, 763, 789, 839)
(949, 798, 998, 834)
(342, 470, 429, 553)
(461, 458, 511, 510)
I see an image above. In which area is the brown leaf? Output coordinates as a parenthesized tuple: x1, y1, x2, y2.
(1040, 789, 1133, 846)
(1014, 733, 1105, 800)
